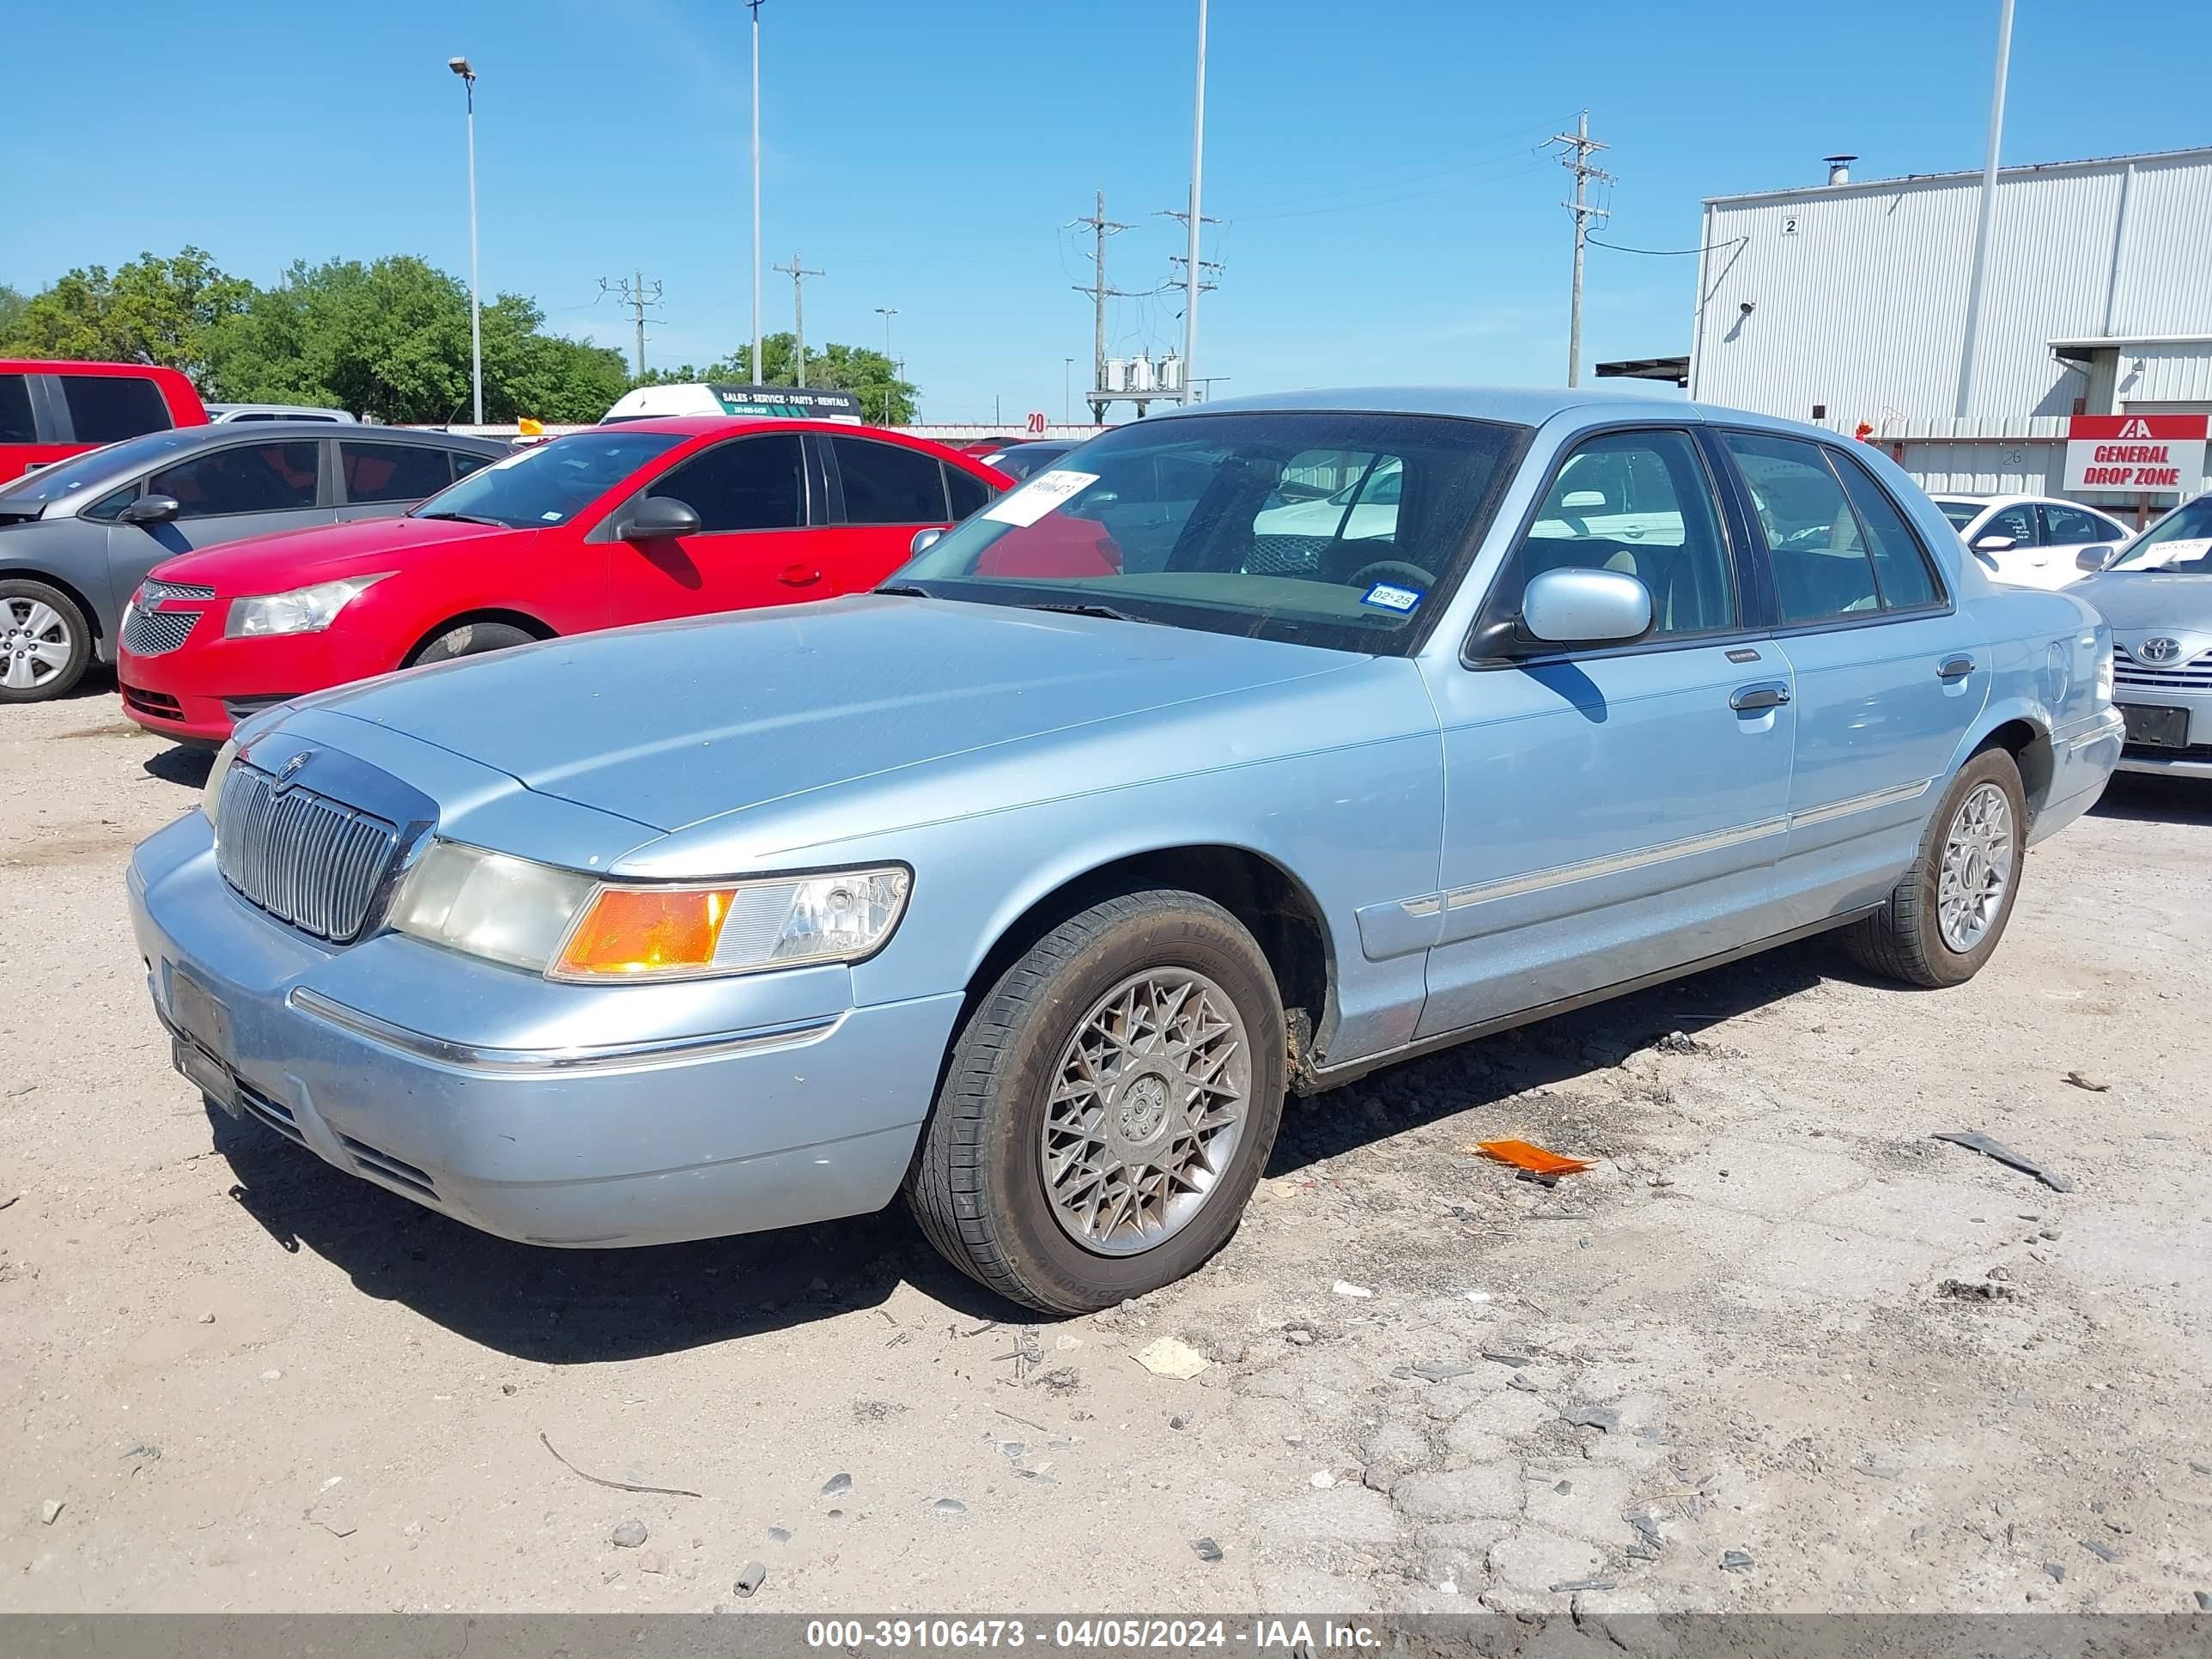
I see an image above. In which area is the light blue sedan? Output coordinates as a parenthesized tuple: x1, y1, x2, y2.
(127, 388, 2125, 1313)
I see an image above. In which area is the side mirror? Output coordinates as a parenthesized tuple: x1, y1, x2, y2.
(2075, 544, 2118, 573)
(909, 527, 944, 557)
(619, 495, 701, 541)
(117, 494, 181, 526)
(1520, 567, 1653, 647)
(1972, 533, 2016, 553)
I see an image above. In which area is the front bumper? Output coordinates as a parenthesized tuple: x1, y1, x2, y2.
(127, 812, 963, 1248)
(118, 621, 396, 744)
(2113, 685, 2212, 780)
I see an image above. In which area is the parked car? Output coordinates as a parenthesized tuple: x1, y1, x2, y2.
(2096, 490, 2211, 574)
(116, 418, 1008, 743)
(1928, 494, 2131, 589)
(0, 360, 209, 484)
(206, 403, 356, 424)
(127, 388, 2122, 1313)
(0, 423, 507, 704)
(981, 439, 1079, 481)
(2072, 495, 2212, 779)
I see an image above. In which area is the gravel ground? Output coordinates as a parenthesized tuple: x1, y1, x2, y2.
(3, 676, 2209, 1615)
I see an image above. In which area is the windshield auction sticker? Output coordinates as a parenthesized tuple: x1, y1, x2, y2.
(981, 470, 1098, 528)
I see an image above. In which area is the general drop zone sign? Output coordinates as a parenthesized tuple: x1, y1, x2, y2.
(2063, 414, 2209, 496)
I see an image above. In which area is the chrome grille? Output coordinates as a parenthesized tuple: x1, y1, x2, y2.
(121, 579, 218, 657)
(215, 764, 400, 942)
(2114, 643, 2212, 693)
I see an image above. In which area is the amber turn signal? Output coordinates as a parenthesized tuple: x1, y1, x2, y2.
(556, 885, 738, 980)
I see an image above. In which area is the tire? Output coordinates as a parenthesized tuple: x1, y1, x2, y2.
(1841, 747, 2027, 988)
(906, 890, 1288, 1315)
(407, 620, 538, 667)
(0, 579, 93, 702)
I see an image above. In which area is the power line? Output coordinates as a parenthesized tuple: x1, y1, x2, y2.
(597, 271, 665, 378)
(1588, 234, 1748, 258)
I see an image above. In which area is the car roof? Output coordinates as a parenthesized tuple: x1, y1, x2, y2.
(1149, 385, 1875, 446)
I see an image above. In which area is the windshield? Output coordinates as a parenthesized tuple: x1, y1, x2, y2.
(2111, 495, 2212, 572)
(408, 429, 685, 528)
(1933, 500, 1983, 531)
(890, 410, 1525, 653)
(0, 429, 208, 507)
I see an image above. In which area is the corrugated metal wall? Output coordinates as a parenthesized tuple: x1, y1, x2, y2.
(1689, 150, 2212, 428)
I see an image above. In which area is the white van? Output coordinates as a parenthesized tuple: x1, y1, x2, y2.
(599, 383, 866, 424)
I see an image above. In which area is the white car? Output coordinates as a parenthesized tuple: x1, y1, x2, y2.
(1929, 494, 2132, 590)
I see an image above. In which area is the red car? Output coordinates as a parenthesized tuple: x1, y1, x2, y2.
(118, 417, 1006, 744)
(1, 361, 210, 483)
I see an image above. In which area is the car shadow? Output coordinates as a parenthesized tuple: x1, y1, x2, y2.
(204, 1100, 1029, 1361)
(1271, 939, 1838, 1175)
(2089, 772, 2212, 827)
(143, 744, 216, 789)
(202, 939, 1847, 1356)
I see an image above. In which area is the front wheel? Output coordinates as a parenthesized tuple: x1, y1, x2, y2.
(906, 890, 1287, 1314)
(1841, 747, 2027, 988)
(406, 620, 539, 667)
(0, 579, 93, 702)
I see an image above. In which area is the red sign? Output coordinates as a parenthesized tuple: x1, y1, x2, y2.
(2063, 414, 2209, 495)
(1025, 410, 1048, 435)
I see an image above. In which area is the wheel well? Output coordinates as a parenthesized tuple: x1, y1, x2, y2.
(965, 846, 1335, 1059)
(1975, 718, 2054, 819)
(0, 568, 105, 647)
(402, 608, 556, 666)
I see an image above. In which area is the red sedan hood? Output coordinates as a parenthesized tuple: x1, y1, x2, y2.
(149, 515, 533, 592)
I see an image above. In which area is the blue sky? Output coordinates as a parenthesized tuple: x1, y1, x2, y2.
(7, 1, 2208, 422)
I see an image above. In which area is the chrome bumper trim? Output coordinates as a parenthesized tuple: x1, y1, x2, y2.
(286, 987, 846, 1074)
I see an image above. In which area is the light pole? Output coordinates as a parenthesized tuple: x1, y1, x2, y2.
(1182, 0, 1207, 406)
(748, 1, 765, 387)
(447, 57, 483, 425)
(1063, 356, 1075, 425)
(874, 307, 899, 424)
(1956, 0, 2016, 418)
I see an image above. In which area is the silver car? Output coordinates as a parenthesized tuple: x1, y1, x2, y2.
(0, 422, 507, 702)
(2074, 493, 2212, 778)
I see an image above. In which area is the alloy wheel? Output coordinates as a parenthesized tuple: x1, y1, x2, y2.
(1936, 781, 2014, 952)
(1, 599, 74, 691)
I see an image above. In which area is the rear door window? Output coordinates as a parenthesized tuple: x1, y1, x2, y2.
(1723, 432, 1883, 623)
(2040, 502, 2110, 545)
(831, 436, 949, 524)
(0, 374, 34, 445)
(150, 442, 320, 518)
(62, 374, 174, 444)
(1831, 451, 1942, 610)
(646, 434, 805, 532)
(342, 441, 458, 504)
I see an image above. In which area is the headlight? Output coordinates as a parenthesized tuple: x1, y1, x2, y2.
(387, 841, 911, 981)
(225, 574, 392, 638)
(200, 738, 238, 824)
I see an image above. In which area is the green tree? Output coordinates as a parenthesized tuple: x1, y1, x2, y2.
(0, 286, 24, 337)
(631, 332, 917, 423)
(0, 247, 251, 381)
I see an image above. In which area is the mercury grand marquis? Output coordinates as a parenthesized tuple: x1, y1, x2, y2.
(128, 388, 2125, 1313)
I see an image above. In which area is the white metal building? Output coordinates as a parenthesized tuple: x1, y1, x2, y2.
(1689, 147, 2212, 431)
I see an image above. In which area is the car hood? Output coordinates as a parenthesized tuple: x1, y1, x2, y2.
(2072, 570, 2212, 634)
(149, 514, 532, 592)
(305, 595, 1361, 834)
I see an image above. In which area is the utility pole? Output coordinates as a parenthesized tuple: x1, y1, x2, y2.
(774, 251, 823, 386)
(1071, 190, 1130, 423)
(1181, 0, 1208, 403)
(598, 270, 664, 378)
(748, 0, 765, 387)
(1550, 110, 1612, 387)
(874, 306, 900, 422)
(1957, 0, 2016, 419)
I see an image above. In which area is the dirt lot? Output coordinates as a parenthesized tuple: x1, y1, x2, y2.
(3, 678, 2209, 1617)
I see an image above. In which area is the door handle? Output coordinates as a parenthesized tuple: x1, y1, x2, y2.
(1936, 655, 1976, 681)
(778, 563, 823, 586)
(1729, 681, 1791, 713)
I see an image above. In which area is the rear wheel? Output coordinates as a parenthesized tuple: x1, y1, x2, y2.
(906, 890, 1287, 1314)
(0, 580, 93, 702)
(1841, 748, 2026, 988)
(406, 620, 539, 667)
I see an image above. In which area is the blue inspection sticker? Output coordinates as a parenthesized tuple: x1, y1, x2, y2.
(1360, 581, 1425, 614)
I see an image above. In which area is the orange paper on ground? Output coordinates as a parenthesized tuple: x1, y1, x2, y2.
(1475, 1139, 1593, 1176)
